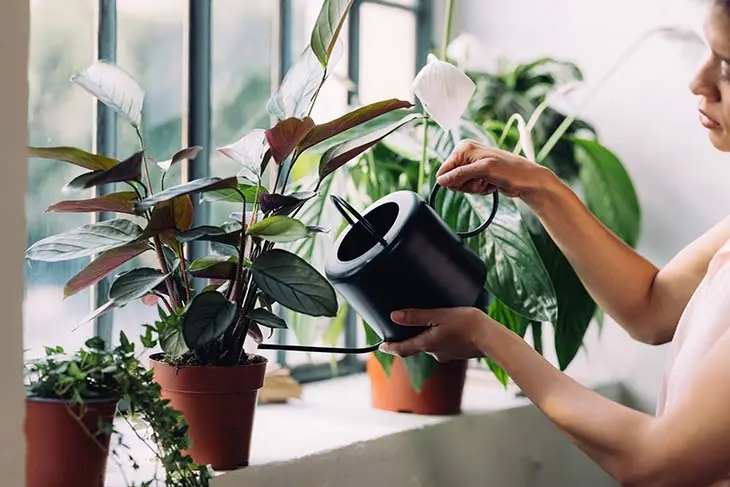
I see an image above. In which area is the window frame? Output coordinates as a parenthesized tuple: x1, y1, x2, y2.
(88, 0, 432, 384)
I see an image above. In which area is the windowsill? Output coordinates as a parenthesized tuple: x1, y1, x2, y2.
(105, 367, 624, 486)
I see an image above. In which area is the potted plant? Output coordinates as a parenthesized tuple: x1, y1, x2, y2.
(25, 0, 427, 470)
(24, 333, 212, 487)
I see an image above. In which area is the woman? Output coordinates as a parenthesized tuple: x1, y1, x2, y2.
(380, 2, 730, 486)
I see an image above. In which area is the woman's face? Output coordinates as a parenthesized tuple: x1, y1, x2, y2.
(691, 3, 730, 151)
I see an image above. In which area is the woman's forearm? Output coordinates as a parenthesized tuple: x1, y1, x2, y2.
(479, 321, 653, 483)
(522, 169, 669, 343)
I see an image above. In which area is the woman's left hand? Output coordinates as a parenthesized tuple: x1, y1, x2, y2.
(379, 307, 492, 362)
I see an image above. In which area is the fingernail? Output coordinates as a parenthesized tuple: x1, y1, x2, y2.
(391, 311, 404, 321)
(437, 174, 450, 184)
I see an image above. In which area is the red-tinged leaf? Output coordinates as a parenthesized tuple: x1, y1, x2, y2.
(28, 146, 118, 171)
(319, 113, 421, 179)
(157, 146, 203, 171)
(265, 117, 315, 165)
(64, 151, 144, 191)
(299, 99, 414, 151)
(64, 241, 150, 298)
(146, 196, 194, 234)
(259, 191, 316, 215)
(47, 191, 138, 214)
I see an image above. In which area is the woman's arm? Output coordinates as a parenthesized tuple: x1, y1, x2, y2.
(478, 315, 730, 487)
(436, 141, 730, 344)
(527, 170, 730, 345)
(382, 307, 730, 487)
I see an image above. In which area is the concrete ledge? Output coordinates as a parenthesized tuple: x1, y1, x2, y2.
(212, 370, 623, 487)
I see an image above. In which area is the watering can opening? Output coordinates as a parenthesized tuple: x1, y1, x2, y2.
(258, 185, 499, 356)
(336, 201, 399, 263)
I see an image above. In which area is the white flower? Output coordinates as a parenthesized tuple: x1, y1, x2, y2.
(217, 129, 268, 182)
(446, 33, 484, 71)
(412, 54, 476, 133)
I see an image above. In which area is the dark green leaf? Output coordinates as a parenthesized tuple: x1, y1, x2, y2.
(199, 183, 262, 204)
(47, 191, 138, 214)
(159, 326, 189, 358)
(28, 146, 118, 171)
(299, 99, 414, 151)
(402, 353, 437, 393)
(134, 177, 238, 213)
(573, 138, 641, 247)
(188, 256, 238, 279)
(319, 113, 421, 179)
(247, 216, 310, 243)
(529, 219, 596, 370)
(181, 291, 237, 349)
(64, 151, 144, 191)
(26, 218, 144, 262)
(487, 297, 525, 336)
(311, 0, 355, 66)
(246, 308, 287, 329)
(251, 249, 338, 317)
(64, 241, 150, 298)
(466, 194, 558, 322)
(265, 117, 315, 165)
(109, 268, 171, 306)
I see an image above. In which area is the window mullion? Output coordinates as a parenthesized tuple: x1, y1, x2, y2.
(91, 0, 117, 346)
(183, 0, 212, 281)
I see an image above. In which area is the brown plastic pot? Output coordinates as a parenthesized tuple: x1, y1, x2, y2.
(25, 396, 118, 487)
(150, 353, 268, 471)
(367, 353, 467, 415)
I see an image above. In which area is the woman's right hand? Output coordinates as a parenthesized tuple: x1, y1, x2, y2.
(436, 140, 555, 205)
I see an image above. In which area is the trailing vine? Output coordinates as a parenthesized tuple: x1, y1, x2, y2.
(25, 334, 213, 486)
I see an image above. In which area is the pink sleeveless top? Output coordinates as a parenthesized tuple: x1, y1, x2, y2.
(656, 237, 730, 486)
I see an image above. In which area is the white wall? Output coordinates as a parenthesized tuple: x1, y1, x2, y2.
(452, 0, 728, 411)
(0, 0, 29, 484)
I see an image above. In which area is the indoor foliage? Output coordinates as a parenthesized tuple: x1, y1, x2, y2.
(24, 0, 426, 371)
(25, 334, 213, 486)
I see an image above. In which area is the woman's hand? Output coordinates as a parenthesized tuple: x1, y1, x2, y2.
(436, 139, 552, 204)
(379, 307, 493, 362)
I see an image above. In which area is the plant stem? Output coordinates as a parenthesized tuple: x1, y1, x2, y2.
(179, 243, 190, 303)
(441, 0, 456, 60)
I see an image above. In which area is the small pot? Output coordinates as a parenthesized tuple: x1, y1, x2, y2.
(150, 353, 268, 471)
(25, 396, 118, 487)
(367, 354, 467, 415)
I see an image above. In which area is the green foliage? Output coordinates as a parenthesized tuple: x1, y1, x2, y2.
(26, 0, 413, 370)
(25, 335, 212, 486)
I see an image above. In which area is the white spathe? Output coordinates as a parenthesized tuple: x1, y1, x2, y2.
(218, 129, 268, 182)
(412, 54, 476, 133)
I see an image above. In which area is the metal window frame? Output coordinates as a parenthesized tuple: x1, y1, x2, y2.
(90, 0, 432, 380)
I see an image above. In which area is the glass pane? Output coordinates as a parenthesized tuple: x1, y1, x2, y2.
(25, 0, 97, 359)
(359, 4, 416, 105)
(208, 0, 275, 228)
(111, 1, 186, 350)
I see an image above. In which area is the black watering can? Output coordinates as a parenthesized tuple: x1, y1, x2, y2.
(258, 185, 499, 355)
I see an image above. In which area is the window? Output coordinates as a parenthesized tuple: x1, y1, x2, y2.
(25, 0, 431, 382)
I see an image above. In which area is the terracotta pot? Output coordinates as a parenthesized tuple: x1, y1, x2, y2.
(367, 354, 467, 415)
(25, 396, 118, 487)
(150, 353, 267, 471)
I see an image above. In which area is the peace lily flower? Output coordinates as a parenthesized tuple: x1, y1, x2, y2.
(412, 53, 476, 133)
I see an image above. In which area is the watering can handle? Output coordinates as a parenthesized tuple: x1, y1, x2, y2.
(428, 183, 499, 239)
